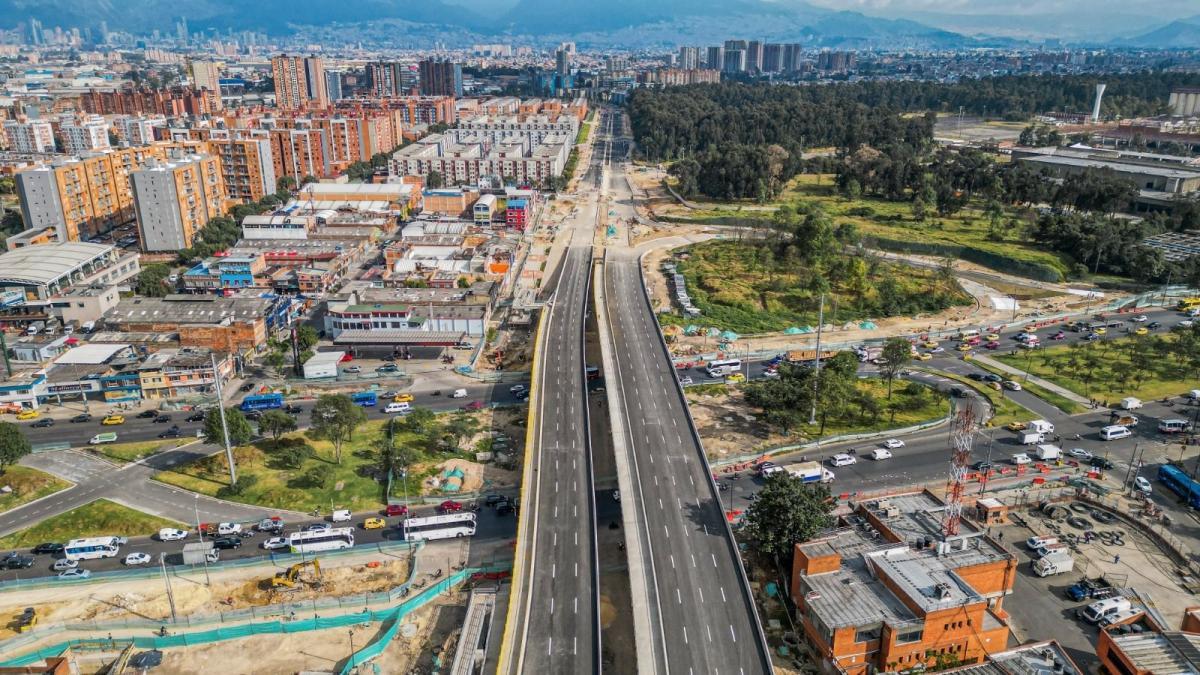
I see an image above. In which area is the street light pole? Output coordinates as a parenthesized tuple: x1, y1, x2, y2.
(159, 553, 178, 624)
(809, 293, 825, 427)
(211, 353, 237, 486)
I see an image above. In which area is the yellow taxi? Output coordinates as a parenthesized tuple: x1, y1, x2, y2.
(15, 409, 39, 420)
(726, 372, 746, 383)
(957, 342, 973, 351)
(362, 517, 387, 530)
(101, 415, 125, 425)
(1006, 421, 1027, 432)
(1094, 327, 1107, 335)
(914, 352, 933, 361)
(1134, 327, 1149, 336)
(392, 393, 414, 403)
(986, 333, 1000, 341)
(921, 340, 939, 349)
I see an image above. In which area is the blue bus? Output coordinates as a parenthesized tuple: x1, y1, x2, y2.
(1158, 464, 1200, 509)
(240, 393, 284, 412)
(351, 392, 377, 407)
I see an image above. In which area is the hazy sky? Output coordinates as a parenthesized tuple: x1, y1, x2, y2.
(801, 0, 1197, 19)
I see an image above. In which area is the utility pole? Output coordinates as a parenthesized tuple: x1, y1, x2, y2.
(211, 352, 237, 486)
(809, 294, 825, 427)
(0, 331, 10, 377)
(159, 553, 178, 624)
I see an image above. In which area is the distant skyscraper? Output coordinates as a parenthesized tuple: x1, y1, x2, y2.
(272, 54, 329, 110)
(679, 46, 700, 70)
(747, 41, 764, 72)
(418, 59, 462, 97)
(555, 43, 573, 77)
(324, 69, 344, 102)
(723, 49, 746, 74)
(98, 21, 108, 43)
(368, 61, 404, 97)
(762, 43, 782, 73)
(28, 18, 42, 45)
(190, 60, 223, 110)
(706, 46, 724, 70)
(781, 43, 803, 72)
(176, 16, 188, 42)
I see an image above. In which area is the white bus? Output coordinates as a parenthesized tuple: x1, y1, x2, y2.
(288, 527, 355, 554)
(705, 359, 742, 378)
(401, 514, 477, 542)
(64, 537, 122, 561)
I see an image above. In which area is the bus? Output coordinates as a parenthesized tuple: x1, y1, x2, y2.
(400, 513, 477, 542)
(1176, 297, 1200, 312)
(705, 359, 742, 378)
(351, 391, 377, 407)
(1158, 465, 1200, 509)
(240, 393, 284, 412)
(64, 536, 122, 561)
(288, 527, 355, 554)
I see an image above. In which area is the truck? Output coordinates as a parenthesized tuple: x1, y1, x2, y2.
(89, 432, 118, 445)
(1066, 577, 1118, 602)
(1028, 420, 1055, 434)
(1020, 431, 1046, 445)
(855, 346, 883, 363)
(1110, 412, 1139, 427)
(1035, 444, 1062, 461)
(786, 349, 839, 364)
(181, 542, 219, 566)
(788, 461, 835, 484)
(1033, 551, 1074, 577)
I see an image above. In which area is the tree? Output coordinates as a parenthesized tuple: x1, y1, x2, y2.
(259, 409, 297, 441)
(311, 394, 368, 464)
(742, 473, 835, 561)
(426, 171, 444, 189)
(0, 422, 31, 474)
(296, 325, 319, 352)
(276, 176, 296, 192)
(203, 407, 253, 448)
(377, 418, 421, 483)
(136, 264, 173, 298)
(265, 350, 286, 372)
(443, 412, 481, 449)
(274, 439, 314, 469)
(300, 175, 317, 186)
(879, 338, 913, 398)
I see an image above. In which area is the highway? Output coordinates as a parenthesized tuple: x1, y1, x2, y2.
(600, 108, 772, 674)
(503, 241, 600, 664)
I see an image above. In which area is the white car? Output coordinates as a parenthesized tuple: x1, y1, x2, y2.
(52, 558, 78, 572)
(509, 384, 527, 395)
(158, 528, 188, 542)
(1181, 320, 1195, 328)
(829, 454, 857, 467)
(1134, 476, 1152, 494)
(1131, 315, 1148, 323)
(1067, 448, 1094, 461)
(928, 347, 945, 353)
(883, 439, 905, 449)
(1003, 381, 1022, 391)
(871, 448, 893, 461)
(679, 377, 693, 385)
(261, 537, 289, 550)
(124, 552, 152, 566)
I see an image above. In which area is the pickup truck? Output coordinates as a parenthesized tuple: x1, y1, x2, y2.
(1066, 577, 1118, 602)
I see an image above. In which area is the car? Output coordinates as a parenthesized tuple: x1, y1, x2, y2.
(1094, 327, 1107, 335)
(1051, 331, 1067, 340)
(914, 352, 933, 361)
(1182, 320, 1195, 328)
(57, 568, 91, 580)
(1002, 381, 1022, 391)
(725, 372, 746, 383)
(1, 552, 34, 569)
(1084, 333, 1101, 341)
(981, 374, 1003, 383)
(380, 391, 398, 400)
(971, 461, 993, 472)
(384, 503, 409, 517)
(284, 404, 302, 414)
(613, 490, 620, 502)
(1011, 453, 1032, 465)
(515, 389, 529, 400)
(829, 454, 857, 467)
(212, 537, 242, 550)
(680, 376, 693, 385)
(928, 347, 945, 354)
(968, 373, 987, 381)
(343, 366, 362, 374)
(393, 393, 414, 403)
(510, 385, 528, 395)
(439, 500, 464, 513)
(497, 502, 514, 516)
(124, 552, 152, 566)
(1068, 448, 1094, 461)
(363, 517, 387, 530)
(462, 401, 484, 411)
(216, 522, 242, 536)
(186, 412, 206, 422)
(158, 528, 188, 541)
(31, 542, 63, 555)
(239, 382, 255, 392)
(1018, 341, 1040, 349)
(1148, 321, 1162, 329)
(921, 340, 939, 349)
(986, 333, 1000, 341)
(1134, 327, 1149, 336)
(152, 414, 172, 423)
(52, 558, 78, 572)
(101, 415, 124, 425)
(375, 365, 399, 374)
(340, 353, 354, 363)
(1134, 476, 1152, 494)
(1090, 456, 1115, 470)
(1131, 315, 1148, 323)
(305, 523, 331, 533)
(261, 537, 289, 550)
(871, 448, 893, 461)
(158, 427, 181, 439)
(137, 410, 158, 419)
(15, 410, 39, 420)
(482, 494, 507, 506)
(31, 418, 54, 428)
(243, 410, 261, 421)
(984, 341, 1000, 350)
(1006, 421, 1027, 431)
(957, 343, 973, 351)
(883, 439, 905, 449)
(69, 413, 93, 423)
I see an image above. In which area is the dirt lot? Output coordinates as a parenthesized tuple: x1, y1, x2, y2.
(685, 388, 783, 461)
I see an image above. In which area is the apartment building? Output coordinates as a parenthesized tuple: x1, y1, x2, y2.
(390, 130, 571, 186)
(368, 61, 407, 97)
(112, 116, 160, 147)
(334, 96, 455, 126)
(189, 59, 224, 110)
(3, 119, 55, 153)
(272, 54, 328, 111)
(419, 59, 463, 97)
(58, 114, 110, 154)
(266, 126, 328, 181)
(204, 133, 275, 202)
(130, 154, 225, 252)
(81, 86, 218, 117)
(791, 491, 1017, 675)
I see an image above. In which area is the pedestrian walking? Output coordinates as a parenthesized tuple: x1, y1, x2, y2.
(1113, 554, 1120, 564)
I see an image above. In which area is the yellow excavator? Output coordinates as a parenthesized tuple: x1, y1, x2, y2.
(270, 559, 322, 591)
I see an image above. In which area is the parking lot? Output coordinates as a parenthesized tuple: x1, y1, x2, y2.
(996, 494, 1196, 668)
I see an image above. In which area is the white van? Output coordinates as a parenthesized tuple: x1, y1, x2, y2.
(1080, 597, 1132, 624)
(1011, 453, 1032, 465)
(1099, 607, 1143, 628)
(217, 522, 242, 536)
(452, 388, 468, 399)
(384, 402, 411, 414)
(1100, 425, 1132, 441)
(331, 509, 352, 523)
(1026, 535, 1058, 550)
(1034, 542, 1068, 558)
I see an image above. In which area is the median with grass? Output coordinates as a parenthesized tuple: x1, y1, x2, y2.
(0, 467, 70, 513)
(88, 439, 192, 464)
(0, 499, 184, 549)
(913, 368, 1033, 428)
(967, 359, 1088, 415)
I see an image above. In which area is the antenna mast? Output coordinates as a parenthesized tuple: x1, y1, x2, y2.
(942, 403, 976, 537)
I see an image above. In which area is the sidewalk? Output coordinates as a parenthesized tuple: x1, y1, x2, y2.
(970, 354, 1091, 406)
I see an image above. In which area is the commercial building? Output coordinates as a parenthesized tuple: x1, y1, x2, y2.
(136, 347, 235, 400)
(1170, 87, 1200, 118)
(419, 59, 463, 98)
(292, 182, 419, 214)
(0, 242, 138, 302)
(130, 154, 226, 252)
(791, 490, 1017, 675)
(302, 350, 344, 379)
(1013, 146, 1200, 205)
(272, 54, 329, 111)
(103, 294, 276, 355)
(473, 193, 496, 224)
(180, 252, 268, 292)
(421, 187, 479, 218)
(1096, 605, 1200, 675)
(506, 198, 529, 230)
(324, 298, 486, 342)
(58, 115, 110, 154)
(4, 119, 55, 153)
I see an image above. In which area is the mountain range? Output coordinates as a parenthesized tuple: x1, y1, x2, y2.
(0, 0, 1196, 49)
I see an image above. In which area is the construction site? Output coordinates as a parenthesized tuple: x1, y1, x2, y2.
(0, 540, 509, 675)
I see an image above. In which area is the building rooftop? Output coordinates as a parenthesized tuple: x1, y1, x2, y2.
(105, 295, 272, 325)
(1109, 632, 1200, 675)
(53, 342, 131, 365)
(304, 351, 345, 367)
(332, 329, 465, 345)
(1020, 153, 1200, 180)
(0, 242, 114, 286)
(949, 640, 1080, 675)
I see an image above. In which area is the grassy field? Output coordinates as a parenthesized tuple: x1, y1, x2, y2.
(661, 239, 971, 334)
(89, 439, 190, 464)
(0, 467, 70, 513)
(154, 415, 487, 513)
(916, 368, 1034, 427)
(994, 337, 1196, 402)
(664, 173, 1072, 281)
(967, 359, 1088, 415)
(820, 378, 949, 438)
(0, 499, 184, 549)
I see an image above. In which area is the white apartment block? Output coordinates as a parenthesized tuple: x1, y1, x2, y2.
(113, 116, 160, 146)
(59, 115, 111, 154)
(3, 119, 55, 153)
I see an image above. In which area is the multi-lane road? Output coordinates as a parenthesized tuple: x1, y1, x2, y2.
(600, 110, 772, 674)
